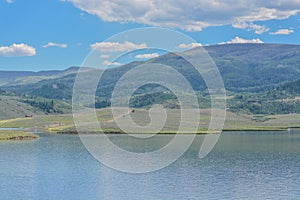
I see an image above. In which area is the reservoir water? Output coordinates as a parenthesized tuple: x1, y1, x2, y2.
(0, 131, 300, 199)
(0, 128, 24, 131)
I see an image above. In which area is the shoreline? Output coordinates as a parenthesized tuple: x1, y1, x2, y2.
(1, 111, 299, 136)
(55, 127, 292, 135)
(0, 131, 39, 141)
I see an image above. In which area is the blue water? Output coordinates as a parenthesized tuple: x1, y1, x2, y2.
(0, 128, 23, 131)
(0, 131, 300, 200)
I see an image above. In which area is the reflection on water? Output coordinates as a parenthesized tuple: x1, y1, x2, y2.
(0, 131, 300, 199)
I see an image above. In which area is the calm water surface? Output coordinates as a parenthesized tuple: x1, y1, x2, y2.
(0, 131, 300, 200)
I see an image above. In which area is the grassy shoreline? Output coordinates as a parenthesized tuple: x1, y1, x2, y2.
(0, 131, 39, 141)
(0, 108, 298, 135)
(55, 127, 292, 135)
(56, 129, 290, 135)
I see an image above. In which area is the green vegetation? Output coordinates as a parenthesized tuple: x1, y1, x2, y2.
(227, 80, 300, 115)
(0, 88, 12, 95)
(0, 95, 43, 120)
(0, 130, 39, 141)
(1, 44, 299, 116)
(22, 98, 70, 114)
(0, 108, 297, 134)
(0, 43, 300, 131)
(0, 92, 72, 120)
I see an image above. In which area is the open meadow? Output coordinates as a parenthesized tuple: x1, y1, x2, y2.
(0, 108, 298, 134)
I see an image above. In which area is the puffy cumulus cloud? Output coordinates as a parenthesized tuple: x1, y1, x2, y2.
(43, 42, 67, 48)
(219, 37, 264, 44)
(232, 21, 270, 34)
(0, 43, 36, 57)
(91, 41, 147, 52)
(177, 43, 202, 49)
(270, 29, 294, 35)
(102, 60, 123, 66)
(135, 53, 159, 59)
(66, 0, 300, 31)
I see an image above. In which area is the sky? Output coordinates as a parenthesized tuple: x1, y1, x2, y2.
(0, 0, 300, 71)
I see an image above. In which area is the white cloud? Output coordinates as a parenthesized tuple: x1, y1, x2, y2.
(219, 37, 264, 45)
(102, 60, 123, 66)
(0, 43, 36, 57)
(177, 43, 202, 49)
(100, 54, 110, 58)
(135, 53, 159, 59)
(65, 0, 300, 31)
(270, 29, 294, 35)
(6, 0, 13, 3)
(43, 42, 67, 48)
(91, 41, 147, 52)
(232, 21, 270, 34)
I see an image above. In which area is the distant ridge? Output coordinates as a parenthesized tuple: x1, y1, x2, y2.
(0, 66, 80, 86)
(2, 43, 300, 96)
(1, 43, 300, 116)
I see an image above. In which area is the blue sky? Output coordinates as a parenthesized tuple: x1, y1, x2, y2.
(0, 0, 299, 71)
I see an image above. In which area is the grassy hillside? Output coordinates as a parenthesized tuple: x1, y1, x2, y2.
(1, 44, 300, 116)
(4, 44, 300, 98)
(0, 66, 79, 87)
(206, 44, 300, 91)
(228, 77, 300, 115)
(0, 86, 72, 120)
(0, 95, 43, 120)
(277, 79, 300, 95)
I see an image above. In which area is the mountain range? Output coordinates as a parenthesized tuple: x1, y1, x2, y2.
(1, 43, 300, 118)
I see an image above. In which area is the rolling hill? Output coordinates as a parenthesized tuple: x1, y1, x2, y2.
(0, 66, 79, 87)
(4, 43, 300, 95)
(1, 43, 300, 117)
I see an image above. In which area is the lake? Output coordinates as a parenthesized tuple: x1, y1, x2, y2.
(0, 131, 300, 200)
(0, 128, 24, 131)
